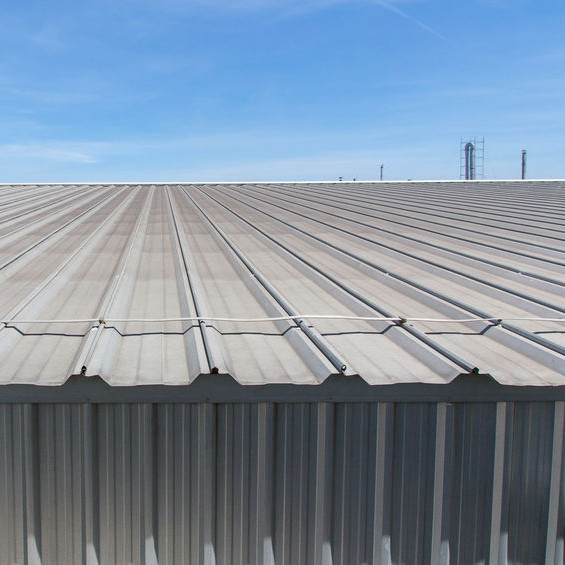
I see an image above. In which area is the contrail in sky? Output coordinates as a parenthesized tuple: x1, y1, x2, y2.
(371, 0, 449, 42)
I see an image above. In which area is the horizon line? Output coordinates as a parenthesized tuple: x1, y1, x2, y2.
(1, 179, 564, 186)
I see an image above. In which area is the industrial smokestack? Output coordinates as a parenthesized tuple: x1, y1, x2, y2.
(522, 150, 527, 180)
(464, 142, 476, 180)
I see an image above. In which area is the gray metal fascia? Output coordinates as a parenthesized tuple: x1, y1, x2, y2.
(2, 374, 565, 403)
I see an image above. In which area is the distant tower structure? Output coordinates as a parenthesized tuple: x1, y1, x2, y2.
(460, 138, 484, 180)
(522, 150, 527, 180)
(464, 142, 476, 180)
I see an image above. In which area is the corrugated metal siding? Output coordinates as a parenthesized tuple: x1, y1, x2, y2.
(445, 403, 498, 564)
(1, 401, 563, 565)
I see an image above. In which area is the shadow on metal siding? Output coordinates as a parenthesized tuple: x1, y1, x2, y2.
(0, 401, 564, 565)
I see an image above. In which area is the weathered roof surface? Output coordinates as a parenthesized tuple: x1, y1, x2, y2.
(0, 181, 563, 386)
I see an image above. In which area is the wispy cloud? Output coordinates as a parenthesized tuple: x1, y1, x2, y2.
(1, 126, 563, 182)
(0, 143, 99, 164)
(370, 0, 449, 41)
(274, 0, 450, 41)
(121, 0, 449, 41)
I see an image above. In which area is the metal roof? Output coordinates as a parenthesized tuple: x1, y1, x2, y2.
(0, 181, 563, 386)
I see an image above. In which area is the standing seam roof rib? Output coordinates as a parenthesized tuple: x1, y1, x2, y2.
(0, 182, 563, 385)
(192, 185, 475, 375)
(264, 183, 565, 282)
(214, 185, 565, 334)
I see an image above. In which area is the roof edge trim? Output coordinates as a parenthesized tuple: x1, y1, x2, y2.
(1, 374, 564, 403)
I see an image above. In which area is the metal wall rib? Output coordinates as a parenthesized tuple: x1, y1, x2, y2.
(1, 400, 563, 565)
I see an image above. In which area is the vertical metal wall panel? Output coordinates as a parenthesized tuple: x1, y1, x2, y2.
(558, 413, 565, 565)
(156, 404, 175, 564)
(0, 400, 564, 565)
(505, 402, 556, 565)
(23, 405, 42, 565)
(273, 403, 311, 565)
(38, 405, 90, 565)
(306, 402, 334, 565)
(154, 404, 214, 565)
(215, 403, 275, 565)
(390, 403, 437, 565)
(371, 402, 395, 565)
(0, 405, 22, 565)
(546, 402, 564, 565)
(430, 402, 449, 565)
(332, 403, 378, 565)
(447, 403, 498, 564)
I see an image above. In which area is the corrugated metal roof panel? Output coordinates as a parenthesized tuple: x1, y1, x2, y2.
(0, 181, 563, 386)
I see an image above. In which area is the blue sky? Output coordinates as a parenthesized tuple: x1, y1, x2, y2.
(0, 0, 564, 181)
